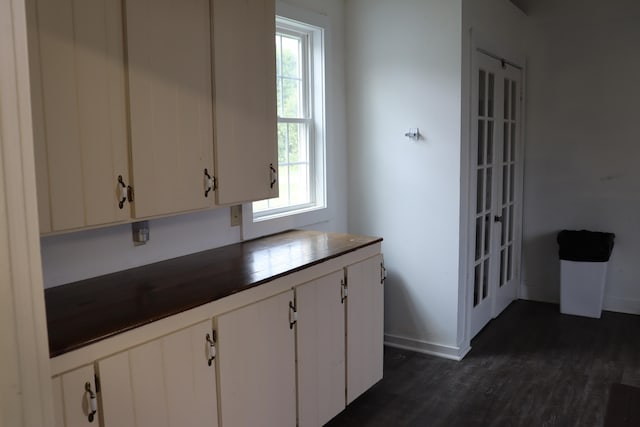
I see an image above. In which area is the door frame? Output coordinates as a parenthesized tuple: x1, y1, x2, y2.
(461, 31, 527, 347)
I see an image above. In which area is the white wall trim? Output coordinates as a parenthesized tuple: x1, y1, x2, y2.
(603, 296, 640, 316)
(384, 334, 471, 362)
(0, 0, 53, 424)
(519, 282, 640, 316)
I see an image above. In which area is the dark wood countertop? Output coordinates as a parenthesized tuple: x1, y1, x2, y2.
(45, 230, 382, 357)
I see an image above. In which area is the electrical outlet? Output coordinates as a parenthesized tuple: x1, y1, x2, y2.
(230, 205, 242, 227)
(132, 220, 149, 245)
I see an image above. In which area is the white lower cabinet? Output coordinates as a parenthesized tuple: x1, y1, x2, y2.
(97, 320, 218, 427)
(346, 255, 385, 404)
(295, 270, 346, 427)
(215, 290, 297, 427)
(52, 364, 98, 427)
(50, 249, 384, 427)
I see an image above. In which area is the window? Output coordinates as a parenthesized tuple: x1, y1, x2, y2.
(252, 16, 325, 220)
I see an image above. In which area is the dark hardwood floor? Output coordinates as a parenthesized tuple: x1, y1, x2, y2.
(328, 300, 640, 427)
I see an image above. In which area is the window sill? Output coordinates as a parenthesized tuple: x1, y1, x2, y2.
(241, 203, 330, 240)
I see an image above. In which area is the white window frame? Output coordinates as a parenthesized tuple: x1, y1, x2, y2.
(242, 3, 329, 240)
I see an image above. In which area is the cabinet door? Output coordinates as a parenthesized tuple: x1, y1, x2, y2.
(125, 0, 215, 218)
(212, 0, 278, 204)
(346, 255, 385, 404)
(97, 320, 218, 427)
(51, 364, 98, 427)
(296, 271, 346, 427)
(216, 290, 296, 426)
(28, 0, 130, 233)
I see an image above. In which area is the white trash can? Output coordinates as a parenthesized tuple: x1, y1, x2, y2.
(557, 230, 615, 319)
(560, 260, 608, 318)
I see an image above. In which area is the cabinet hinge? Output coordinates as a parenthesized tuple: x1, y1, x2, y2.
(380, 261, 387, 284)
(94, 374, 101, 393)
(289, 301, 297, 329)
(206, 332, 216, 366)
(340, 279, 348, 304)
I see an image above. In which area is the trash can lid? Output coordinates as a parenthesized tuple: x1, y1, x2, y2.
(557, 230, 615, 262)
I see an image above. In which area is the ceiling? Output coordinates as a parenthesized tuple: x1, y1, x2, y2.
(510, 0, 529, 14)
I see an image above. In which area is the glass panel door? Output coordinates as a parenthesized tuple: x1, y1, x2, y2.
(470, 52, 523, 339)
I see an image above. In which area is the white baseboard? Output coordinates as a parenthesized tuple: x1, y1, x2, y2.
(603, 296, 640, 315)
(520, 284, 640, 316)
(384, 334, 471, 361)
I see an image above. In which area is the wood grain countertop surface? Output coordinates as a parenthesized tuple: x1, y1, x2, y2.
(45, 230, 382, 357)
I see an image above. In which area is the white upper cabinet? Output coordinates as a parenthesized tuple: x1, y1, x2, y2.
(28, 0, 131, 233)
(29, 0, 279, 234)
(212, 0, 278, 205)
(125, 0, 216, 218)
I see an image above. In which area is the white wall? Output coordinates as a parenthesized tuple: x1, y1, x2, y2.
(520, 0, 640, 314)
(346, 0, 465, 358)
(40, 0, 347, 288)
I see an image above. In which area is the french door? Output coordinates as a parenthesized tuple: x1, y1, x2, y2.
(469, 52, 523, 339)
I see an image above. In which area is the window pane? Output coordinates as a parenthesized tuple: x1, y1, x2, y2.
(475, 216, 482, 261)
(277, 123, 288, 163)
(281, 35, 300, 78)
(485, 167, 492, 211)
(254, 199, 268, 212)
(488, 73, 495, 118)
(277, 78, 283, 117)
(477, 120, 485, 166)
(476, 169, 484, 214)
(281, 78, 302, 118)
(288, 123, 308, 164)
(486, 121, 494, 164)
(482, 258, 490, 298)
(290, 164, 310, 205)
(478, 70, 486, 117)
(275, 35, 282, 77)
(474, 264, 481, 307)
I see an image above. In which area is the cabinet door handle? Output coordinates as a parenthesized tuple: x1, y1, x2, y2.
(84, 382, 97, 423)
(206, 332, 216, 366)
(117, 176, 127, 209)
(269, 164, 277, 189)
(380, 262, 387, 284)
(289, 301, 297, 329)
(204, 169, 215, 197)
(340, 279, 348, 303)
